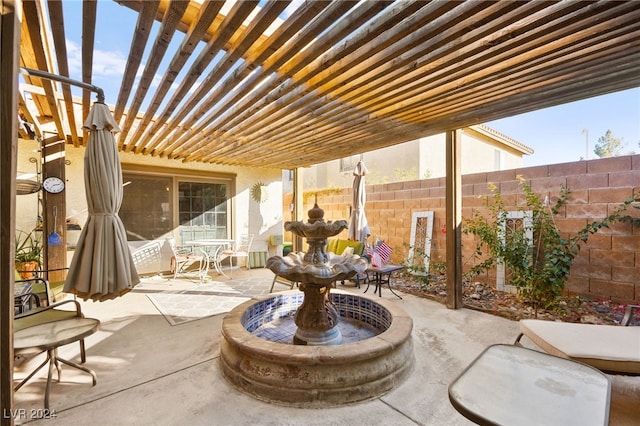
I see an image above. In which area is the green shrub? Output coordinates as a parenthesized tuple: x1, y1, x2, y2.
(464, 177, 639, 314)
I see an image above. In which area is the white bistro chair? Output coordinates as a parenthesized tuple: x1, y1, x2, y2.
(221, 234, 254, 278)
(167, 238, 209, 282)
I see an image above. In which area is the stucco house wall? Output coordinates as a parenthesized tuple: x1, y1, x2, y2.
(300, 125, 532, 190)
(305, 155, 640, 304)
(16, 138, 284, 270)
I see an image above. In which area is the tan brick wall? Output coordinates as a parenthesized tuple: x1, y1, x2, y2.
(294, 154, 640, 303)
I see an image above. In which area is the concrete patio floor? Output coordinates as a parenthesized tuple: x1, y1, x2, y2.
(12, 268, 637, 425)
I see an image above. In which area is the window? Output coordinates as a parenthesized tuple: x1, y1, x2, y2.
(121, 169, 232, 242)
(340, 154, 362, 172)
(178, 181, 228, 239)
(121, 174, 173, 241)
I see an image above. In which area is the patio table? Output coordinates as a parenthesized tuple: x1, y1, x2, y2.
(14, 317, 100, 409)
(184, 239, 235, 278)
(363, 264, 404, 299)
(448, 344, 611, 426)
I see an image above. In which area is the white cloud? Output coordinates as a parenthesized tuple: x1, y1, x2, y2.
(66, 38, 127, 78)
(92, 49, 128, 76)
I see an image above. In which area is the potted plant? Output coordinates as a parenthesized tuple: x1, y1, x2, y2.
(15, 229, 42, 278)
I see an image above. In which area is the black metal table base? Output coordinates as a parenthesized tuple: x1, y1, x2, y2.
(363, 266, 403, 299)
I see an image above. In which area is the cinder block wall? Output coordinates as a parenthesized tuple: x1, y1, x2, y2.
(300, 155, 640, 303)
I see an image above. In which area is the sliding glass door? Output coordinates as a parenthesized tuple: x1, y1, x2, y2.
(121, 170, 231, 243)
(177, 181, 228, 242)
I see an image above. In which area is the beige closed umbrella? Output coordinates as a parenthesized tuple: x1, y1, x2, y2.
(64, 102, 140, 301)
(348, 160, 370, 243)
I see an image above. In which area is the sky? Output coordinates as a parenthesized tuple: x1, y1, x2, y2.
(487, 88, 640, 167)
(53, 1, 640, 169)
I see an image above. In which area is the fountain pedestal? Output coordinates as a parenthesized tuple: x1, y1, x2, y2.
(293, 282, 341, 345)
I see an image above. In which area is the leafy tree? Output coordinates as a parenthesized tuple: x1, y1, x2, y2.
(594, 129, 625, 157)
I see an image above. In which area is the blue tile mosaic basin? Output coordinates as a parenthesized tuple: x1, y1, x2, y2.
(242, 292, 391, 343)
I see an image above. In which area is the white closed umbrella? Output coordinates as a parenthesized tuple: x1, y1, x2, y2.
(348, 160, 370, 243)
(64, 102, 140, 301)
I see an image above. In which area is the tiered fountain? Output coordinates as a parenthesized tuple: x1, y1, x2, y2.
(220, 203, 414, 407)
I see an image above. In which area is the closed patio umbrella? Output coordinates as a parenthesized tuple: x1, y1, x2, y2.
(64, 102, 140, 301)
(348, 160, 370, 243)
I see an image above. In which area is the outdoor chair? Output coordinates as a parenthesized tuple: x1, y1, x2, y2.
(167, 238, 209, 281)
(15, 277, 52, 308)
(221, 234, 253, 278)
(130, 240, 163, 276)
(15, 266, 70, 306)
(206, 244, 230, 278)
(514, 305, 640, 374)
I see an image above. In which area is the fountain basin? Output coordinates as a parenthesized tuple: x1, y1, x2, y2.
(220, 290, 414, 407)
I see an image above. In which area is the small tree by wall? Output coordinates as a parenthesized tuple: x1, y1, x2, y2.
(464, 177, 639, 313)
(594, 129, 632, 158)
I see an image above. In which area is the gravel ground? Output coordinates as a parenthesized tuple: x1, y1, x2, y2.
(390, 272, 640, 326)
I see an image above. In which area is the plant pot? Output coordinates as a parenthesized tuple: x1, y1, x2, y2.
(16, 261, 39, 279)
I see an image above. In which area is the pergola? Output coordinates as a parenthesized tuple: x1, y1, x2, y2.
(2, 0, 640, 418)
(16, 0, 640, 168)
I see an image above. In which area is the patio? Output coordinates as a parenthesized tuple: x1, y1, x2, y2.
(11, 268, 637, 425)
(4, 2, 640, 423)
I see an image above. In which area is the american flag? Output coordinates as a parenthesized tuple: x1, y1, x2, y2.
(376, 240, 392, 264)
(366, 244, 382, 267)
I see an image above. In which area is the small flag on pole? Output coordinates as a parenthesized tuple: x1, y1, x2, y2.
(366, 238, 393, 267)
(366, 245, 374, 258)
(376, 239, 392, 264)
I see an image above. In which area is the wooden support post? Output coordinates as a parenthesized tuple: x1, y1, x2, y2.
(292, 168, 303, 252)
(1, 0, 20, 421)
(41, 136, 67, 286)
(445, 129, 463, 309)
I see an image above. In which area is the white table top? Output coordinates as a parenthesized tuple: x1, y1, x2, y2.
(449, 344, 611, 425)
(14, 317, 100, 354)
(184, 239, 235, 246)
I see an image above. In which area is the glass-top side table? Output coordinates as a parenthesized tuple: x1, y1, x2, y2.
(14, 317, 100, 409)
(448, 344, 611, 426)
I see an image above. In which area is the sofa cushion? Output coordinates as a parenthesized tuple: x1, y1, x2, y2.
(520, 319, 640, 374)
(327, 239, 364, 256)
(326, 238, 339, 254)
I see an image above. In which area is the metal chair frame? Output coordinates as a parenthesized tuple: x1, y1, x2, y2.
(168, 238, 209, 282)
(222, 234, 254, 278)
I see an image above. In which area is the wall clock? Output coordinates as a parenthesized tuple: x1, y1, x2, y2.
(42, 176, 65, 194)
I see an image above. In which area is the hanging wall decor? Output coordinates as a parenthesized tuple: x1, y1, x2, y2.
(251, 182, 268, 203)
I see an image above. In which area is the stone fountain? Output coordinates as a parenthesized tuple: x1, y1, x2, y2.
(268, 202, 366, 345)
(219, 203, 414, 406)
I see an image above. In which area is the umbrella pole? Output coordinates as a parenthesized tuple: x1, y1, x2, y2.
(20, 67, 104, 102)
